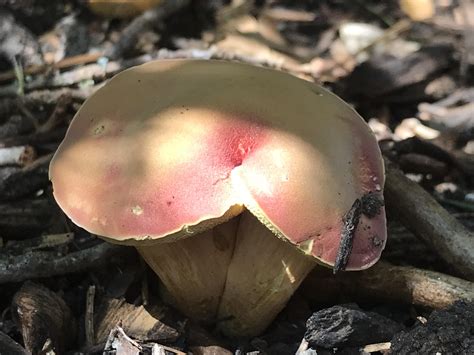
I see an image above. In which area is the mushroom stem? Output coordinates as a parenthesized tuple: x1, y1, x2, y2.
(137, 211, 315, 337)
(137, 217, 239, 322)
(217, 211, 316, 336)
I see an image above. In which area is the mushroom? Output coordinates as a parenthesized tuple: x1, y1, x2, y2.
(49, 60, 386, 337)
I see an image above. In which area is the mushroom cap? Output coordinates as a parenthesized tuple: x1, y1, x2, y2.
(49, 59, 386, 270)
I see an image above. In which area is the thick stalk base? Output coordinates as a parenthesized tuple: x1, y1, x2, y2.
(217, 212, 315, 336)
(138, 211, 315, 337)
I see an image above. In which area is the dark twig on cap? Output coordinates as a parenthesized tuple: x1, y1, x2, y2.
(334, 198, 362, 274)
(334, 192, 384, 273)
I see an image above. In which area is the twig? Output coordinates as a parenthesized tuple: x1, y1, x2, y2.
(0, 242, 135, 284)
(302, 261, 474, 309)
(0, 49, 210, 96)
(384, 158, 474, 280)
(0, 52, 103, 83)
(0, 46, 314, 96)
(85, 285, 96, 348)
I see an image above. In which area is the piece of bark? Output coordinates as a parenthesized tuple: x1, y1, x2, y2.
(0, 330, 29, 355)
(0, 242, 134, 284)
(11, 281, 75, 354)
(102, 325, 185, 355)
(103, 326, 141, 355)
(384, 158, 474, 280)
(94, 297, 179, 346)
(301, 262, 474, 309)
(304, 304, 403, 349)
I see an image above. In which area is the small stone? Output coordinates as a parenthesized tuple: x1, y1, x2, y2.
(304, 304, 403, 349)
